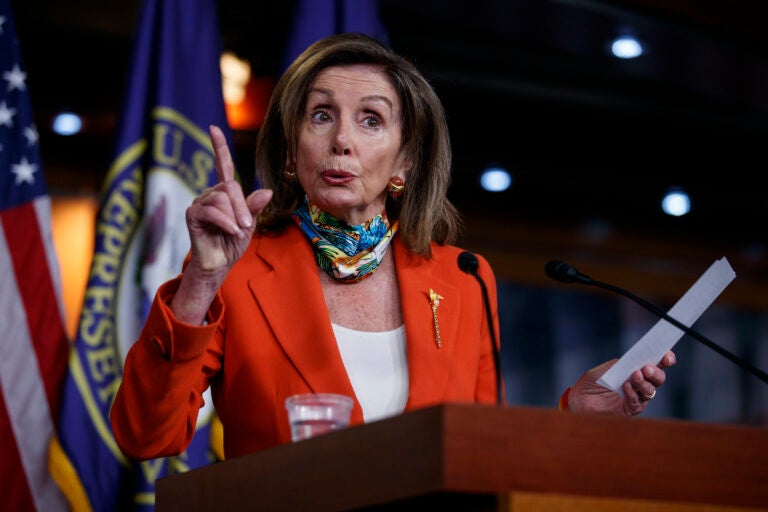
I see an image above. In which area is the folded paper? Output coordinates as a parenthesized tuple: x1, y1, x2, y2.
(598, 257, 736, 394)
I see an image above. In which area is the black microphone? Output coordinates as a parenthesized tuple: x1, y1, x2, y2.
(458, 251, 504, 404)
(545, 260, 768, 385)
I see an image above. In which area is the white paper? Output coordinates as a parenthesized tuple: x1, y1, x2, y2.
(597, 257, 736, 394)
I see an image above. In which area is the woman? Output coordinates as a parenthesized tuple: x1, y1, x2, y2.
(110, 33, 674, 461)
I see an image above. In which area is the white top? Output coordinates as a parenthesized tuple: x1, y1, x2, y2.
(332, 323, 409, 423)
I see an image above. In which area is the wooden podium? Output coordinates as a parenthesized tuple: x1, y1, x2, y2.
(156, 404, 768, 511)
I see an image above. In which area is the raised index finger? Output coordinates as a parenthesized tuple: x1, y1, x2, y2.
(209, 124, 235, 183)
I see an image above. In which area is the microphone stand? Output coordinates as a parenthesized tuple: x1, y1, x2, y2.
(458, 252, 504, 405)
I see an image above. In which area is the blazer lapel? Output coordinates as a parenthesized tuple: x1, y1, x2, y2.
(393, 240, 460, 409)
(245, 227, 358, 405)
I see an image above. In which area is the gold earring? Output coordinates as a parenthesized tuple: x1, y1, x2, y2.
(284, 163, 296, 181)
(387, 177, 404, 199)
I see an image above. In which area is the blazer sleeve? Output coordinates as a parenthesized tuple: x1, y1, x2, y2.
(110, 276, 224, 460)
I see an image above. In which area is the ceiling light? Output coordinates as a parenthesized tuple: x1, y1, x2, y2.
(611, 35, 643, 59)
(480, 166, 512, 192)
(52, 112, 82, 136)
(661, 188, 691, 217)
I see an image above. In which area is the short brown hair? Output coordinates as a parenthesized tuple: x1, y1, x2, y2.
(254, 32, 460, 257)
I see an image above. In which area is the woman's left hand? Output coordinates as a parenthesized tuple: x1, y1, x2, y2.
(567, 351, 676, 416)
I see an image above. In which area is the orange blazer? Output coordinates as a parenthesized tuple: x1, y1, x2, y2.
(111, 225, 500, 460)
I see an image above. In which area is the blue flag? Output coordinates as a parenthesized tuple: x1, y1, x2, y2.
(282, 0, 389, 72)
(49, 0, 228, 510)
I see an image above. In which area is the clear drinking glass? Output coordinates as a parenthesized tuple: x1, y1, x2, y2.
(284, 393, 354, 442)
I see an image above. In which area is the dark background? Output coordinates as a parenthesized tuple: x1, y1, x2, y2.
(11, 0, 768, 307)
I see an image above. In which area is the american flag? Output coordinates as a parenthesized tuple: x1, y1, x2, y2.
(0, 1, 70, 510)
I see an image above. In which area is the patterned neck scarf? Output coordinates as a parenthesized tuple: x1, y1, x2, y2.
(293, 198, 398, 284)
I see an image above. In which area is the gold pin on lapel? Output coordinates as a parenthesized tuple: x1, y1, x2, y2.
(429, 288, 444, 348)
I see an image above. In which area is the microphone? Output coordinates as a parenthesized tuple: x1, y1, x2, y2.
(545, 260, 768, 385)
(458, 251, 504, 404)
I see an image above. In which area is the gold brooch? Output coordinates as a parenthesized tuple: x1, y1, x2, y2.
(429, 288, 444, 348)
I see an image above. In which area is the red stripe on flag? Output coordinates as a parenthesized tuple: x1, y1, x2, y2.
(1, 202, 69, 420)
(0, 387, 36, 511)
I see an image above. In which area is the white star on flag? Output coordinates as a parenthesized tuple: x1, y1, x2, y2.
(0, 100, 15, 126)
(12, 156, 37, 184)
(3, 63, 26, 91)
(23, 124, 38, 145)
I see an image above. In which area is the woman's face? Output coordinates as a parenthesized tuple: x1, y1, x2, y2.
(294, 64, 407, 225)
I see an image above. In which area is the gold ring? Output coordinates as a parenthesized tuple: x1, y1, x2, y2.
(640, 388, 656, 401)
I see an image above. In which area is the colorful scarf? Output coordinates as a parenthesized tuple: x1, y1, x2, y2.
(294, 198, 398, 283)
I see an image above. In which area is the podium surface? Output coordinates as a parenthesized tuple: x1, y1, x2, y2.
(156, 404, 768, 511)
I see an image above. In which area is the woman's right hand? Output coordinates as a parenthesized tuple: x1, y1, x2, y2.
(171, 125, 272, 324)
(185, 125, 272, 275)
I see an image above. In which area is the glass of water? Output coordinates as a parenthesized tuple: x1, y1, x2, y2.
(285, 393, 354, 442)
